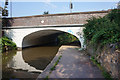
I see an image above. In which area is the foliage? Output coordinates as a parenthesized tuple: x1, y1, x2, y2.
(50, 55, 62, 71)
(117, 1, 120, 9)
(45, 76, 49, 80)
(83, 9, 120, 47)
(0, 1, 9, 17)
(0, 36, 17, 52)
(43, 11, 49, 15)
(2, 8, 8, 16)
(106, 9, 120, 26)
(58, 33, 79, 45)
(90, 56, 112, 80)
(45, 55, 62, 80)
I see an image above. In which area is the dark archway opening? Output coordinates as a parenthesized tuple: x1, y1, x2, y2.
(22, 30, 81, 48)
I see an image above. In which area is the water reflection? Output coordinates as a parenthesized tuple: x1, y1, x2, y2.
(7, 51, 43, 73)
(2, 46, 60, 78)
(22, 46, 60, 70)
(2, 50, 17, 69)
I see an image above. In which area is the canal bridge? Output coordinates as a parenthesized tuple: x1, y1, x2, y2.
(2, 10, 109, 49)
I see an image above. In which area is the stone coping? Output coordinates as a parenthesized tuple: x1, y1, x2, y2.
(5, 10, 109, 19)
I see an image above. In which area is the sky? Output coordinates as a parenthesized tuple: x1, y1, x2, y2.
(1, 0, 119, 17)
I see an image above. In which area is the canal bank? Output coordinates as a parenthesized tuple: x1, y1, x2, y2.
(37, 46, 104, 79)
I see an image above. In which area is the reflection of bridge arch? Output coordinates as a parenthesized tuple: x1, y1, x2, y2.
(4, 25, 85, 49)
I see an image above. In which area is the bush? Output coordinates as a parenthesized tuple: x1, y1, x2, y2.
(106, 9, 120, 26)
(0, 36, 17, 52)
(83, 17, 109, 41)
(83, 9, 120, 47)
(91, 21, 120, 45)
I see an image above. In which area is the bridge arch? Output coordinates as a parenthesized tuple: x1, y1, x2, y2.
(22, 29, 81, 48)
(4, 26, 85, 49)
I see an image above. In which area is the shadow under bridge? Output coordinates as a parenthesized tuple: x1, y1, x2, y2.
(22, 30, 64, 48)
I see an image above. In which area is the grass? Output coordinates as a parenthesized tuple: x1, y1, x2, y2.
(44, 75, 49, 80)
(90, 56, 113, 80)
(50, 55, 62, 71)
(45, 55, 62, 80)
(75, 48, 79, 50)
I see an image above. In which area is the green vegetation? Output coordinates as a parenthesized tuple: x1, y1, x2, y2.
(58, 33, 79, 45)
(43, 11, 49, 15)
(90, 56, 112, 80)
(0, 1, 9, 17)
(84, 9, 120, 79)
(50, 55, 62, 71)
(83, 9, 120, 47)
(45, 55, 62, 80)
(44, 76, 49, 80)
(0, 36, 17, 53)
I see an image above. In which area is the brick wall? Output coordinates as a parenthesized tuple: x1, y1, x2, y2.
(3, 11, 108, 27)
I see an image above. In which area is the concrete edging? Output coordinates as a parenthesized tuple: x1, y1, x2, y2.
(37, 46, 63, 79)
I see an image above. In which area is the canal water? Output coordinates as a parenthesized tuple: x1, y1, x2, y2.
(2, 46, 60, 79)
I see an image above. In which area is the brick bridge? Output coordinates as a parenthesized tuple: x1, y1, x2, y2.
(3, 10, 109, 49)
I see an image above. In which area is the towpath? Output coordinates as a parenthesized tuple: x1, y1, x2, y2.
(37, 46, 104, 79)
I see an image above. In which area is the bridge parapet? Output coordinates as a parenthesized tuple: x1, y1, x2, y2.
(2, 10, 109, 27)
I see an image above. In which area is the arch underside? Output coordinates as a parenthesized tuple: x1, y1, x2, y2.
(22, 29, 81, 48)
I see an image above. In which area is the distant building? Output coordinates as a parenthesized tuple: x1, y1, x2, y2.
(117, 1, 120, 9)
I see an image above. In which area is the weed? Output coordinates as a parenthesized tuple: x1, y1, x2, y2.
(90, 56, 112, 80)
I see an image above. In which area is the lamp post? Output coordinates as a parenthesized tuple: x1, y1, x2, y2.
(10, 0, 12, 17)
(70, 0, 73, 13)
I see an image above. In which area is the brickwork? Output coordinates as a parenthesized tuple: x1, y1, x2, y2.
(4, 11, 108, 27)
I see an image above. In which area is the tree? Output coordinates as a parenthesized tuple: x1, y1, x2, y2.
(1, 0, 9, 28)
(117, 1, 120, 9)
(0, 0, 9, 17)
(43, 11, 49, 15)
(2, 8, 8, 16)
